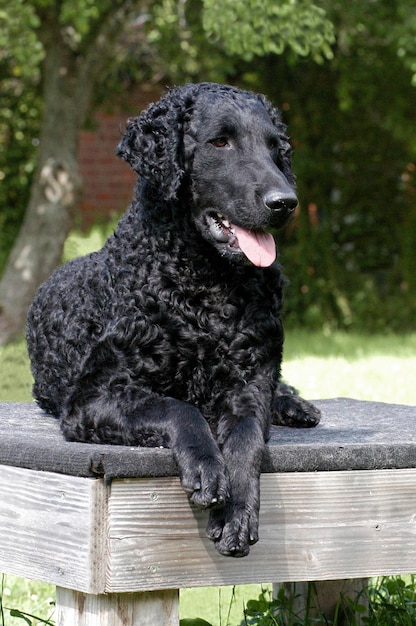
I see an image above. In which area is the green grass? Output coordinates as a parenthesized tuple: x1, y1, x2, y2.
(180, 585, 272, 626)
(1, 576, 54, 625)
(282, 330, 416, 406)
(0, 342, 32, 402)
(2, 330, 415, 406)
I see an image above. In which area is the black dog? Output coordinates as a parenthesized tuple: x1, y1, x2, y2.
(27, 83, 320, 557)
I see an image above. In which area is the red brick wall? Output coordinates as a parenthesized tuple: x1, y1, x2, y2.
(77, 88, 163, 228)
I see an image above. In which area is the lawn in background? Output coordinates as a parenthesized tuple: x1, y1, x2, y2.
(1, 330, 415, 405)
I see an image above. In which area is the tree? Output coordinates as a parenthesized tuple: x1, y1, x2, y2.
(0, 0, 153, 343)
(147, 0, 335, 81)
(0, 2, 42, 274)
(202, 0, 334, 61)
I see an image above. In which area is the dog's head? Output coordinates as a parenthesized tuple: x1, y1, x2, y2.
(117, 82, 297, 267)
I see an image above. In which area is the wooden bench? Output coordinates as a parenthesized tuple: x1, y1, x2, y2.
(1, 398, 416, 625)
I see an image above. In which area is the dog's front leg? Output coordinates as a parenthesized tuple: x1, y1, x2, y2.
(272, 381, 321, 427)
(163, 399, 231, 509)
(61, 392, 230, 509)
(206, 414, 265, 557)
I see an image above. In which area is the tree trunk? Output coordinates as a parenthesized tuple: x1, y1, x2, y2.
(0, 36, 90, 344)
(0, 1, 148, 344)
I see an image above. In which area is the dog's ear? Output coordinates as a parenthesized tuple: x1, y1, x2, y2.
(258, 95, 295, 187)
(117, 85, 199, 201)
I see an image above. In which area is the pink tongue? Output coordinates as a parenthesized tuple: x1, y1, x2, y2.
(232, 225, 276, 267)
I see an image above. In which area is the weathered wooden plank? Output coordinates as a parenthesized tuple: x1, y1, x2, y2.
(0, 465, 107, 593)
(106, 469, 416, 592)
(55, 588, 179, 626)
(3, 461, 416, 596)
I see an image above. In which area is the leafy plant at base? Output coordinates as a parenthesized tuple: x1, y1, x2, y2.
(242, 588, 287, 625)
(179, 617, 212, 626)
(0, 575, 55, 626)
(8, 608, 54, 626)
(366, 576, 416, 625)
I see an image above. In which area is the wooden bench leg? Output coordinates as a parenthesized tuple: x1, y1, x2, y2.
(274, 579, 368, 625)
(56, 587, 179, 626)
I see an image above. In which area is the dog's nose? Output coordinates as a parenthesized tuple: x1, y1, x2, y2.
(263, 190, 298, 214)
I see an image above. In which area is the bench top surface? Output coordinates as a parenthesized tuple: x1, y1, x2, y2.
(0, 399, 415, 479)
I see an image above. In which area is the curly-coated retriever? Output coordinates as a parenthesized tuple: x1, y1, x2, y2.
(27, 82, 320, 557)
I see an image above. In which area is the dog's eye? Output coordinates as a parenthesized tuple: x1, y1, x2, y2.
(211, 137, 229, 148)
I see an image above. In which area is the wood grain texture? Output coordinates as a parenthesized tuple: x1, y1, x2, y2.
(55, 588, 179, 626)
(3, 462, 416, 596)
(106, 469, 416, 592)
(0, 465, 107, 593)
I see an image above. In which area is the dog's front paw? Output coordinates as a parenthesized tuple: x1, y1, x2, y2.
(273, 394, 321, 428)
(179, 452, 231, 509)
(206, 504, 258, 557)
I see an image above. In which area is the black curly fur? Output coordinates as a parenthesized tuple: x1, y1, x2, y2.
(27, 82, 320, 557)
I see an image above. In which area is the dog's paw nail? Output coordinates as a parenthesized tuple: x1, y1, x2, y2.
(206, 525, 223, 540)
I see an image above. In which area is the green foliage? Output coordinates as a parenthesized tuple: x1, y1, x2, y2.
(391, 2, 416, 87)
(179, 617, 212, 626)
(367, 576, 416, 625)
(148, 0, 336, 85)
(4, 577, 416, 626)
(242, 588, 283, 625)
(202, 0, 335, 62)
(62, 221, 117, 262)
(251, 8, 416, 331)
(0, 100, 39, 277)
(0, 0, 42, 275)
(0, 0, 44, 78)
(59, 0, 102, 39)
(30, 0, 123, 49)
(236, 579, 416, 625)
(240, 585, 369, 625)
(148, 0, 236, 83)
(8, 608, 54, 625)
(205, 579, 416, 625)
